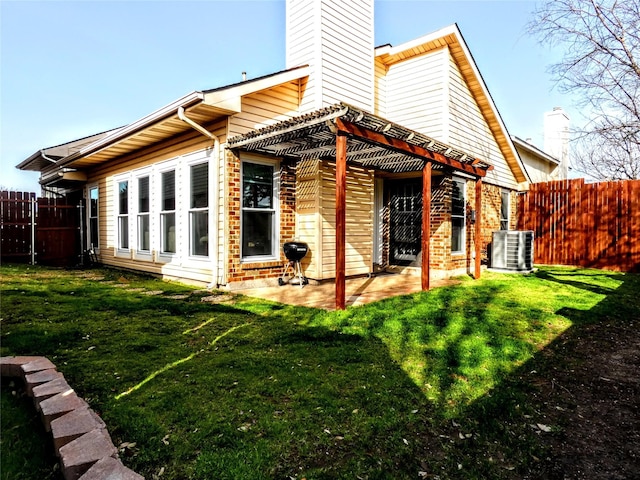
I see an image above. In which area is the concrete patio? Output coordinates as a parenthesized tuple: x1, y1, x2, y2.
(236, 272, 460, 310)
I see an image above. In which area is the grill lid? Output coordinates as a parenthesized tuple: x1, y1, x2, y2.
(283, 241, 309, 261)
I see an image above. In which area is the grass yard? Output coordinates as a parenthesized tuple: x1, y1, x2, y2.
(1, 264, 638, 479)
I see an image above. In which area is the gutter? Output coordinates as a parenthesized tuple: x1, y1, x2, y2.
(177, 106, 221, 289)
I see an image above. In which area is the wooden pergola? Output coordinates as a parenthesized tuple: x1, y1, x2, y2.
(229, 103, 493, 309)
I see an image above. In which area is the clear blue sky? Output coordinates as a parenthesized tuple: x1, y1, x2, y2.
(1, 0, 575, 191)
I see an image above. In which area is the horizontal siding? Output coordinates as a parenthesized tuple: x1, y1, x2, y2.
(384, 48, 447, 139)
(295, 159, 321, 279)
(228, 81, 302, 138)
(374, 58, 387, 116)
(286, 0, 318, 113)
(319, 0, 373, 110)
(319, 162, 373, 278)
(87, 126, 225, 285)
(447, 53, 517, 189)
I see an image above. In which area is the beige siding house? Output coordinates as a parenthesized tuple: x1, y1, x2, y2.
(17, 0, 531, 305)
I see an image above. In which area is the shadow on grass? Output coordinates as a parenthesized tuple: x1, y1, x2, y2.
(3, 265, 638, 479)
(451, 268, 640, 479)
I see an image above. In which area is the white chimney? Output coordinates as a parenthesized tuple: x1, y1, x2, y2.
(544, 107, 570, 179)
(286, 0, 375, 114)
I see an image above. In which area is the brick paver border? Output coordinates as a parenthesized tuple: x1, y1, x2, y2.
(1, 356, 144, 480)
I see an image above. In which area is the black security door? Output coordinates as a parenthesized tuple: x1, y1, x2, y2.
(389, 179, 422, 264)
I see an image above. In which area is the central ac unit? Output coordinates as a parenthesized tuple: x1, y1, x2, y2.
(491, 230, 534, 272)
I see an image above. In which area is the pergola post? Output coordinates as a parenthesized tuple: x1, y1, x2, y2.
(475, 178, 482, 279)
(422, 161, 432, 290)
(336, 133, 347, 310)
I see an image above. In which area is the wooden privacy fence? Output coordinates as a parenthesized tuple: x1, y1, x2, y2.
(517, 178, 640, 272)
(1, 191, 80, 267)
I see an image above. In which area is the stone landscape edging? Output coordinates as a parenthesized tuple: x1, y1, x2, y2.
(0, 355, 144, 480)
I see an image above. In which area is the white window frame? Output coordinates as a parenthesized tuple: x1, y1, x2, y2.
(159, 167, 177, 258)
(129, 168, 155, 261)
(115, 178, 130, 254)
(500, 189, 510, 230)
(188, 161, 210, 258)
(241, 155, 280, 262)
(87, 184, 99, 251)
(451, 177, 466, 255)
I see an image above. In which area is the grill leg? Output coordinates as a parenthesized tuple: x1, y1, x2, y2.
(294, 261, 307, 288)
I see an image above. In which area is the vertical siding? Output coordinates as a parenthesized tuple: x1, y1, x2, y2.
(384, 48, 448, 139)
(447, 52, 518, 189)
(228, 81, 303, 138)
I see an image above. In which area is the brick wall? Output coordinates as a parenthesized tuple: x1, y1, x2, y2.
(225, 152, 296, 285)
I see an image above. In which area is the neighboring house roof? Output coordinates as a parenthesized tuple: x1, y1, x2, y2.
(16, 127, 123, 172)
(229, 102, 493, 177)
(17, 65, 310, 175)
(511, 136, 560, 165)
(375, 24, 531, 184)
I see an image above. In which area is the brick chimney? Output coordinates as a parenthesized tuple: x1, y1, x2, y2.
(286, 0, 375, 113)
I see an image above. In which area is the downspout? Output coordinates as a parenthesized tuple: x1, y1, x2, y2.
(177, 106, 221, 289)
(40, 150, 66, 197)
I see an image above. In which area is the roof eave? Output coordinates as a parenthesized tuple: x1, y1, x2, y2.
(512, 136, 560, 165)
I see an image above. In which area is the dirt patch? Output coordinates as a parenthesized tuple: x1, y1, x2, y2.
(527, 319, 640, 479)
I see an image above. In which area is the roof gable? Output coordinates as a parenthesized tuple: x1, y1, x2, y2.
(376, 24, 530, 184)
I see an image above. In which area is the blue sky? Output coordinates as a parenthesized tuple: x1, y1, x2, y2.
(1, 0, 575, 191)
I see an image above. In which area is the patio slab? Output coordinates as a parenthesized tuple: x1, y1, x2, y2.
(237, 272, 458, 310)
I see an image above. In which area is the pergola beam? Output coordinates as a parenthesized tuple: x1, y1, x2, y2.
(333, 118, 490, 178)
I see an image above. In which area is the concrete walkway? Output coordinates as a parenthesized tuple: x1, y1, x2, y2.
(237, 272, 459, 310)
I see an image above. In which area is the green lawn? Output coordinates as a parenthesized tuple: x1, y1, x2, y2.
(1, 264, 637, 479)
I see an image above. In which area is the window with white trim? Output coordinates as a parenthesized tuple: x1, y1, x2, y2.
(137, 176, 150, 251)
(117, 180, 129, 249)
(500, 190, 510, 230)
(88, 186, 99, 249)
(160, 170, 176, 254)
(451, 177, 466, 254)
(241, 159, 278, 260)
(189, 163, 208, 257)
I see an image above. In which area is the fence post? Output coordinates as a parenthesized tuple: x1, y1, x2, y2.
(78, 200, 85, 267)
(31, 197, 36, 265)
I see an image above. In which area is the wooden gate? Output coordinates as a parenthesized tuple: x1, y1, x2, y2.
(517, 179, 640, 272)
(1, 191, 80, 267)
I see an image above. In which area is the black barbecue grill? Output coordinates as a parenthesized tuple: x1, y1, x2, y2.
(279, 241, 309, 287)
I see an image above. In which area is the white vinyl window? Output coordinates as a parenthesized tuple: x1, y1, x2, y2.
(189, 163, 209, 257)
(137, 176, 150, 251)
(117, 180, 129, 250)
(241, 158, 279, 260)
(451, 177, 466, 254)
(88, 186, 99, 249)
(160, 170, 176, 254)
(500, 190, 510, 230)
